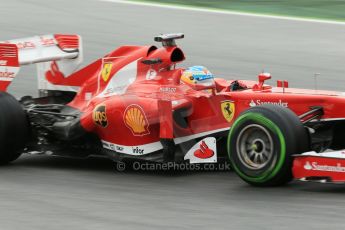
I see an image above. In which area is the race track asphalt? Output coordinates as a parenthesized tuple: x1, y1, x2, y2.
(1, 0, 345, 229)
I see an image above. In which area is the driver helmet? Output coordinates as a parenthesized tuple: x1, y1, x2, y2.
(181, 66, 215, 90)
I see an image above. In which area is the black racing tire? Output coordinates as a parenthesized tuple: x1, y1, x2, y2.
(227, 104, 309, 186)
(0, 92, 29, 164)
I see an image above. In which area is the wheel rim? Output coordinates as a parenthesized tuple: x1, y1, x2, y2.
(236, 124, 274, 170)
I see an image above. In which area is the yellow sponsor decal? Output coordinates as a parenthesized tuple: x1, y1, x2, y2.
(221, 100, 235, 122)
(101, 62, 113, 82)
(124, 104, 150, 136)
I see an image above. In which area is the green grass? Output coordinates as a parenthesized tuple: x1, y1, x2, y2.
(131, 0, 345, 21)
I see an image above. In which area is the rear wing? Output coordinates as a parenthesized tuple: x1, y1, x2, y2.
(0, 34, 83, 92)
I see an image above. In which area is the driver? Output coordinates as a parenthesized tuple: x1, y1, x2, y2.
(180, 66, 215, 92)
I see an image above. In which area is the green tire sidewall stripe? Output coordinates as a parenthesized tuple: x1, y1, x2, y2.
(227, 112, 286, 183)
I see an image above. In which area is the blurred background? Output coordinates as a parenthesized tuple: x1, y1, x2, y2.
(135, 0, 345, 21)
(1, 0, 345, 229)
(2, 0, 345, 98)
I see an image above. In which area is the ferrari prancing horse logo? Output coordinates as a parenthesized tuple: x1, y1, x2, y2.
(221, 100, 235, 122)
(101, 62, 113, 82)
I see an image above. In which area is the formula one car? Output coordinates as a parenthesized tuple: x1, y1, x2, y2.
(1, 33, 345, 186)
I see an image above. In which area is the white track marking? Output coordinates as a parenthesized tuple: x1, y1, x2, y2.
(100, 0, 345, 25)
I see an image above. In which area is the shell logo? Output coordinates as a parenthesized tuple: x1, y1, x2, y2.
(124, 104, 150, 136)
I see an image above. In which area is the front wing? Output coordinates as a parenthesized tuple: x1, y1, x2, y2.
(293, 151, 345, 183)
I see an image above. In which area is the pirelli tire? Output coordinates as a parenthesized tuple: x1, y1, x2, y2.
(0, 92, 29, 164)
(227, 104, 309, 186)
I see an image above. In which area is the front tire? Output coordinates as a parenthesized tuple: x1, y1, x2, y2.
(227, 104, 309, 186)
(0, 92, 29, 164)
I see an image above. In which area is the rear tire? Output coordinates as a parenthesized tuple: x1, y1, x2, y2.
(227, 104, 309, 186)
(0, 92, 29, 164)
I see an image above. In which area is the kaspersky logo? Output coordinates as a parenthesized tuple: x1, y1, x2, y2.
(304, 161, 345, 172)
(249, 99, 288, 108)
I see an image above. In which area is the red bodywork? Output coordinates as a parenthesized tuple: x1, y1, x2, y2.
(40, 42, 345, 157)
(67, 44, 236, 155)
(2, 34, 345, 182)
(293, 152, 345, 183)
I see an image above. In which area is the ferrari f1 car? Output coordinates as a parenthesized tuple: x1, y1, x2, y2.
(1, 33, 345, 186)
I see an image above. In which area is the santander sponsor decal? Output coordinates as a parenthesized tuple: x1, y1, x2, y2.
(304, 161, 345, 173)
(184, 137, 217, 164)
(249, 99, 288, 108)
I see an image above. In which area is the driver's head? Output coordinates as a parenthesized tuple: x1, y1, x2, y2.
(181, 66, 215, 90)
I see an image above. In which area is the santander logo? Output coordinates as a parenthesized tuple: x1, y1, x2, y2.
(304, 161, 313, 170)
(249, 99, 288, 108)
(303, 161, 345, 172)
(193, 141, 214, 159)
(184, 137, 217, 164)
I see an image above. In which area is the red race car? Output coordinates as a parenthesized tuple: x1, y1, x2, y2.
(1, 33, 345, 186)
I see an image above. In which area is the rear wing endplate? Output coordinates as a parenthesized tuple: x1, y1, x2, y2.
(0, 34, 82, 92)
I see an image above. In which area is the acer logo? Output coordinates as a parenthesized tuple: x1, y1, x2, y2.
(93, 105, 108, 128)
